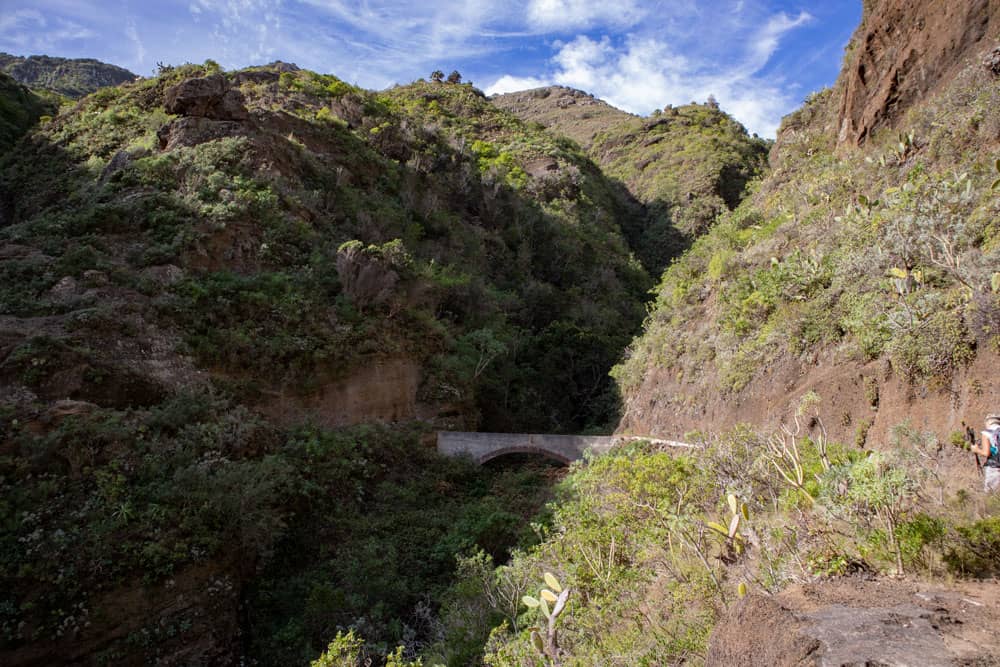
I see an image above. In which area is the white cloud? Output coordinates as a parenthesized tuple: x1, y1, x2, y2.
(747, 11, 812, 72)
(0, 9, 47, 48)
(288, 0, 527, 86)
(527, 0, 645, 30)
(0, 0, 833, 136)
(125, 20, 146, 65)
(485, 74, 552, 95)
(489, 7, 814, 137)
(0, 9, 97, 52)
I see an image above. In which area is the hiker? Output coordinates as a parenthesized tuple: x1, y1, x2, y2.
(972, 414, 1000, 492)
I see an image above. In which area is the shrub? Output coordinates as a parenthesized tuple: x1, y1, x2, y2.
(944, 516, 1000, 577)
(820, 452, 918, 574)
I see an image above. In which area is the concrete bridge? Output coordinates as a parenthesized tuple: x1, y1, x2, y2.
(437, 431, 692, 465)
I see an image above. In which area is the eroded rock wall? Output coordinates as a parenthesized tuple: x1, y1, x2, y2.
(837, 0, 1000, 146)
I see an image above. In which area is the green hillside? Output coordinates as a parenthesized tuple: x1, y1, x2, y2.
(496, 90, 770, 274)
(614, 52, 1000, 437)
(5, 1, 998, 662)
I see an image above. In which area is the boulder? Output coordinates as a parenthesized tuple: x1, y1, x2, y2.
(985, 46, 1000, 76)
(233, 69, 280, 86)
(336, 242, 399, 308)
(164, 74, 248, 121)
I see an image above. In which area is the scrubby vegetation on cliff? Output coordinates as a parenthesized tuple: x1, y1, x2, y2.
(496, 89, 771, 275)
(614, 45, 1000, 437)
(0, 60, 658, 663)
(0, 393, 562, 664)
(589, 103, 770, 271)
(5, 1, 1000, 664)
(0, 61, 652, 434)
(452, 405, 1000, 665)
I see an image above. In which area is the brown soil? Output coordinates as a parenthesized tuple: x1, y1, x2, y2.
(619, 337, 999, 494)
(257, 356, 426, 428)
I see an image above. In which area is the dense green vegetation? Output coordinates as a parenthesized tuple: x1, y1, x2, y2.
(0, 72, 58, 154)
(5, 19, 996, 663)
(0, 53, 136, 99)
(496, 92, 771, 276)
(3, 60, 753, 665)
(0, 62, 651, 433)
(0, 394, 559, 664)
(590, 103, 770, 272)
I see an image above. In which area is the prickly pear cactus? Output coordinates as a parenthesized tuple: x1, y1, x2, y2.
(522, 572, 570, 665)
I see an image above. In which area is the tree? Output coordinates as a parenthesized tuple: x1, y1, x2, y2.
(430, 70, 444, 82)
(447, 70, 462, 84)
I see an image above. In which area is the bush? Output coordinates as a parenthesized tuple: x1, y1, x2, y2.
(819, 452, 919, 574)
(944, 517, 1000, 577)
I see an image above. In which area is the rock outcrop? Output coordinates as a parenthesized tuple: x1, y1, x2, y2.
(836, 0, 1000, 145)
(706, 578, 1000, 666)
(163, 74, 249, 121)
(493, 86, 632, 149)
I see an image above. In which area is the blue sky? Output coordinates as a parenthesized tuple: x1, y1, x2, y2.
(0, 1, 861, 137)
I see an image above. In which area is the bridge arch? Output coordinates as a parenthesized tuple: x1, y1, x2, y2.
(437, 431, 693, 465)
(437, 431, 616, 465)
(479, 445, 573, 466)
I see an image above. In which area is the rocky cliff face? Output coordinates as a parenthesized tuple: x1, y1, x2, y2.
(493, 86, 634, 148)
(836, 0, 1000, 146)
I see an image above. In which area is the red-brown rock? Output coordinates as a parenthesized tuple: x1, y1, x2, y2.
(837, 0, 1000, 146)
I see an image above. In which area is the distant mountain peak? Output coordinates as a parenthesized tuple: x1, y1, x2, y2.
(492, 85, 633, 148)
(0, 52, 137, 99)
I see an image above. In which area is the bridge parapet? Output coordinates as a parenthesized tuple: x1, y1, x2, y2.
(437, 432, 691, 465)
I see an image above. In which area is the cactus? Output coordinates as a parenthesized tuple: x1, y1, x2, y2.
(522, 572, 570, 665)
(992, 158, 999, 190)
(892, 130, 916, 162)
(706, 493, 750, 558)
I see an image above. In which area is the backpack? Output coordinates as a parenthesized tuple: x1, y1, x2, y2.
(991, 429, 1000, 460)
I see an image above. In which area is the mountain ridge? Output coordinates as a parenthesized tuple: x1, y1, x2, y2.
(497, 85, 770, 272)
(0, 52, 137, 99)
